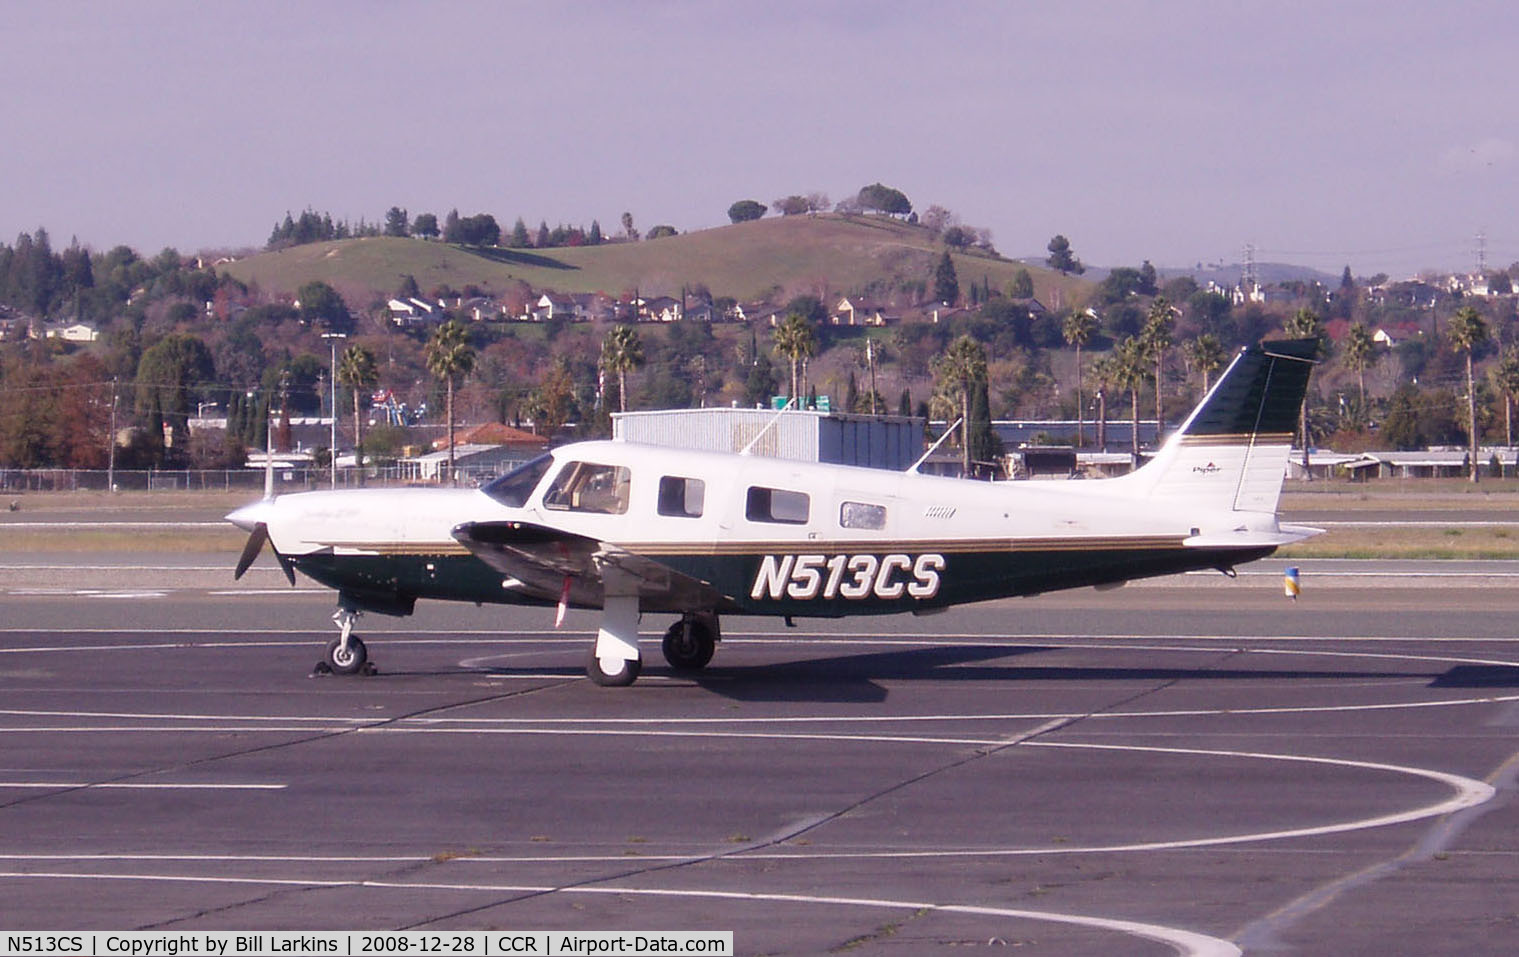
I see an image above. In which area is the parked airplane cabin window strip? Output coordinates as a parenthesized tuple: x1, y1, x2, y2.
(840, 501, 887, 530)
(657, 476, 705, 518)
(544, 462, 631, 514)
(746, 486, 810, 525)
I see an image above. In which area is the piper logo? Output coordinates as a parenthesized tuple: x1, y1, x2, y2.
(751, 553, 945, 601)
(1192, 462, 1222, 474)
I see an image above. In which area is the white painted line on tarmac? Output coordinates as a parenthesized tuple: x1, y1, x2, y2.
(0, 781, 285, 790)
(0, 870, 1240, 957)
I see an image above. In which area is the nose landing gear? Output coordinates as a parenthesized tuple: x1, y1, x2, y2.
(316, 607, 374, 676)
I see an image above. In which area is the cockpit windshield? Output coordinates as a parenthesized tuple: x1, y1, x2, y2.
(481, 453, 553, 507)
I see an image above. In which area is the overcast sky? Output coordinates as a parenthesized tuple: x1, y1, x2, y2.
(4, 1, 1516, 278)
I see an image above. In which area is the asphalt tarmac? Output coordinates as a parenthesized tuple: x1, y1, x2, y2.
(1, 578, 1517, 955)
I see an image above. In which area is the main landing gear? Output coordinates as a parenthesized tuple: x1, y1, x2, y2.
(661, 613, 717, 671)
(316, 607, 374, 676)
(583, 605, 720, 688)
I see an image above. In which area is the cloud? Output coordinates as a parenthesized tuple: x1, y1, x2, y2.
(1438, 137, 1517, 174)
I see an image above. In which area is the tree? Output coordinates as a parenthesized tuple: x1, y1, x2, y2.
(646, 224, 678, 240)
(727, 200, 766, 223)
(855, 182, 912, 217)
(296, 280, 351, 332)
(1140, 297, 1175, 435)
(772, 313, 817, 402)
(337, 344, 378, 479)
(1448, 304, 1490, 483)
(1009, 268, 1035, 299)
(1491, 348, 1519, 447)
(1063, 308, 1100, 447)
(135, 333, 215, 463)
(1046, 235, 1084, 275)
(773, 195, 809, 216)
(1282, 307, 1325, 477)
(933, 335, 988, 477)
(932, 251, 959, 304)
(1110, 336, 1149, 463)
(509, 217, 531, 248)
(424, 320, 476, 485)
(1341, 321, 1377, 416)
(621, 211, 638, 241)
(412, 212, 439, 240)
(1182, 333, 1228, 395)
(600, 324, 645, 413)
(383, 206, 409, 237)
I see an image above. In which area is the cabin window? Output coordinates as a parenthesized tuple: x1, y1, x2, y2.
(543, 461, 631, 514)
(481, 454, 553, 507)
(840, 501, 887, 530)
(657, 476, 705, 518)
(746, 486, 810, 525)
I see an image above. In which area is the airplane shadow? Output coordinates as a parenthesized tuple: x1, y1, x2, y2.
(360, 645, 1505, 702)
(679, 644, 1442, 705)
(1429, 665, 1519, 688)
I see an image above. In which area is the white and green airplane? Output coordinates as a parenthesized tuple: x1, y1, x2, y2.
(229, 339, 1319, 687)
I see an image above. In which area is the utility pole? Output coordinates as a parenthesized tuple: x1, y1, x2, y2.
(322, 332, 347, 489)
(866, 339, 879, 415)
(106, 378, 118, 492)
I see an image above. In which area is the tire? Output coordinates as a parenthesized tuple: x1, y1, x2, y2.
(662, 619, 715, 671)
(326, 636, 368, 676)
(586, 649, 642, 687)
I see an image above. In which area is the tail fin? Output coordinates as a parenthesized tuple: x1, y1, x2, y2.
(1125, 338, 1317, 513)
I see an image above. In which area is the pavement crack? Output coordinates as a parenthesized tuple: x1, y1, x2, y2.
(0, 679, 574, 812)
(1233, 746, 1519, 951)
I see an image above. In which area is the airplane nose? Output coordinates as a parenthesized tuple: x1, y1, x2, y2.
(226, 499, 276, 532)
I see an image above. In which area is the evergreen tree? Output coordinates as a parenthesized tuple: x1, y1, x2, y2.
(933, 251, 959, 304)
(509, 217, 530, 248)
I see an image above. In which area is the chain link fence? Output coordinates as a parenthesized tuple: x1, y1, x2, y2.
(0, 465, 510, 493)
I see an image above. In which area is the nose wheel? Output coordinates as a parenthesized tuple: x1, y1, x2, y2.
(318, 608, 373, 676)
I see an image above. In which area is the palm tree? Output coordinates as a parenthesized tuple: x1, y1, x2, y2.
(1062, 308, 1100, 447)
(1111, 336, 1149, 465)
(1182, 333, 1227, 395)
(1282, 308, 1325, 478)
(1140, 297, 1174, 436)
(424, 320, 476, 486)
(933, 334, 989, 476)
(336, 344, 378, 482)
(1490, 348, 1519, 447)
(1448, 305, 1490, 483)
(1088, 353, 1115, 451)
(600, 324, 644, 413)
(772, 313, 817, 403)
(1341, 321, 1377, 419)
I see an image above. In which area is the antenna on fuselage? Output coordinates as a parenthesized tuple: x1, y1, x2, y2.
(739, 397, 797, 456)
(908, 417, 964, 473)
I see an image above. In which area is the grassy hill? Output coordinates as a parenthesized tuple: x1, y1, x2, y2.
(221, 214, 1090, 309)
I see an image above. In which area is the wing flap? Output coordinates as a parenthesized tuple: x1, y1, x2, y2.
(451, 520, 726, 611)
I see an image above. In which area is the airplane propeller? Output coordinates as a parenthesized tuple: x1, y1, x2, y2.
(229, 502, 296, 585)
(233, 521, 296, 585)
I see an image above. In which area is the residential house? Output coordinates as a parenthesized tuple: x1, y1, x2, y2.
(528, 293, 577, 322)
(41, 322, 100, 343)
(642, 296, 683, 322)
(831, 297, 898, 327)
(387, 297, 441, 327)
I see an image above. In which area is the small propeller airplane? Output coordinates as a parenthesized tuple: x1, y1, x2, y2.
(228, 338, 1320, 686)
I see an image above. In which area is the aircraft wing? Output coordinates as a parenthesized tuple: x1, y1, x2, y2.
(450, 520, 729, 612)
